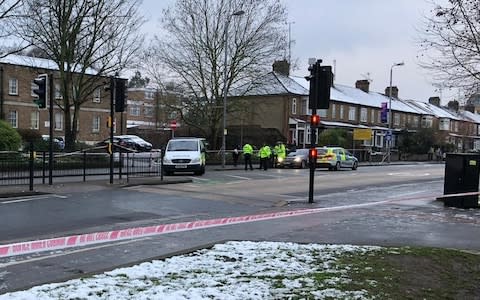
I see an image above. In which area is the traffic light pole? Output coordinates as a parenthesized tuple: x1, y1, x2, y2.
(48, 73, 53, 185)
(308, 108, 317, 204)
(109, 76, 115, 184)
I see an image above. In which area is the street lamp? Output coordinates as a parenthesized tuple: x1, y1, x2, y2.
(222, 10, 245, 168)
(387, 61, 404, 163)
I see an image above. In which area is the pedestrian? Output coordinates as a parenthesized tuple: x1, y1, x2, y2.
(428, 146, 434, 161)
(259, 142, 272, 170)
(232, 146, 240, 167)
(242, 142, 254, 171)
(435, 147, 442, 162)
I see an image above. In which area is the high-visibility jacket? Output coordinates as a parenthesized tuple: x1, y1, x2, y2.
(274, 144, 286, 159)
(260, 145, 271, 158)
(243, 143, 253, 155)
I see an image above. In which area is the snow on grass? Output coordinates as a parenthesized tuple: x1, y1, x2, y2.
(0, 241, 383, 300)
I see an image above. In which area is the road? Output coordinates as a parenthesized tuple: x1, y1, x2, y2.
(0, 163, 479, 293)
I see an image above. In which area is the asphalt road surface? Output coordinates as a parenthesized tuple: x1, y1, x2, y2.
(1, 163, 479, 293)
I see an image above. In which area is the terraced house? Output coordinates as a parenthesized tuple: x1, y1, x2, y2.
(229, 60, 480, 157)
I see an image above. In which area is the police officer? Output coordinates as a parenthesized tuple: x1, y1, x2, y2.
(243, 142, 254, 171)
(273, 141, 286, 168)
(259, 143, 272, 170)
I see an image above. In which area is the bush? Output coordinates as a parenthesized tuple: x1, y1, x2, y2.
(0, 120, 22, 151)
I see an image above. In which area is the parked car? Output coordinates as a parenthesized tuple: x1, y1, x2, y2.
(278, 148, 310, 169)
(96, 135, 152, 152)
(316, 146, 358, 171)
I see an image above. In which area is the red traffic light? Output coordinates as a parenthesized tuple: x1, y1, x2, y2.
(310, 114, 320, 127)
(309, 148, 317, 159)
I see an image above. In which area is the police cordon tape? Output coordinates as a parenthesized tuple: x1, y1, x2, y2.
(0, 194, 438, 258)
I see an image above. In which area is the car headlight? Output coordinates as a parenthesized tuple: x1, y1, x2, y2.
(163, 158, 172, 164)
(277, 157, 284, 163)
(294, 157, 301, 162)
(191, 157, 200, 163)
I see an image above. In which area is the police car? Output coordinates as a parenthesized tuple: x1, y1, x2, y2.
(316, 146, 358, 171)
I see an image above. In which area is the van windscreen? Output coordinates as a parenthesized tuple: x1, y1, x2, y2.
(167, 140, 198, 151)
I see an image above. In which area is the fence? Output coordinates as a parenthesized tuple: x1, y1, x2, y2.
(0, 149, 162, 188)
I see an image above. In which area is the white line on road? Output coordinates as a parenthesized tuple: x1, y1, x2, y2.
(225, 175, 251, 180)
(1, 194, 67, 204)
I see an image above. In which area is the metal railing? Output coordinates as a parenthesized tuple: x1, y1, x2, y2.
(0, 148, 162, 188)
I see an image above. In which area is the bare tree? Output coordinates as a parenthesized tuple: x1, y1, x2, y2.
(0, 0, 26, 56)
(13, 0, 145, 149)
(418, 0, 480, 97)
(144, 0, 287, 148)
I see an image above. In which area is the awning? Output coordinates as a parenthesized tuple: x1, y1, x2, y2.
(289, 117, 306, 125)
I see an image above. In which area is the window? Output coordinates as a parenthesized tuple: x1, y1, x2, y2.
(360, 108, 367, 122)
(8, 110, 17, 128)
(318, 109, 327, 118)
(292, 98, 297, 114)
(340, 105, 344, 119)
(93, 88, 101, 103)
(331, 103, 336, 119)
(54, 112, 63, 130)
(413, 116, 419, 128)
(377, 111, 381, 124)
(145, 90, 154, 99)
(439, 118, 450, 131)
(454, 121, 458, 132)
(301, 98, 307, 115)
(55, 83, 63, 99)
(144, 106, 154, 117)
(31, 111, 39, 129)
(9, 78, 18, 95)
(370, 110, 375, 124)
(31, 81, 37, 97)
(348, 106, 356, 121)
(394, 113, 400, 126)
(92, 116, 100, 133)
(421, 116, 433, 128)
(129, 104, 141, 116)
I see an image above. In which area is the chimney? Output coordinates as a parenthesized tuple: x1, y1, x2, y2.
(428, 96, 441, 107)
(355, 80, 370, 93)
(272, 60, 290, 76)
(385, 86, 399, 99)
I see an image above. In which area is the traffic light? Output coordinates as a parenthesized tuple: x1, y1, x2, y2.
(309, 148, 317, 161)
(310, 114, 320, 127)
(33, 74, 48, 108)
(115, 79, 126, 112)
(306, 60, 332, 109)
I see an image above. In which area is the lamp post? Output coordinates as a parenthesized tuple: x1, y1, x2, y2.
(222, 10, 244, 168)
(387, 61, 404, 163)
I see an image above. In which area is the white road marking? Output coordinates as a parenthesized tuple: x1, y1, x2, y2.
(225, 175, 251, 180)
(1, 194, 67, 204)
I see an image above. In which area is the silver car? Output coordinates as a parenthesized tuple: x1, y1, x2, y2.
(278, 148, 310, 168)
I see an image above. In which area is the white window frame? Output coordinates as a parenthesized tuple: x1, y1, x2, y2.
(8, 110, 18, 128)
(318, 109, 327, 118)
(145, 90, 154, 99)
(31, 81, 37, 97)
(129, 104, 141, 116)
(31, 111, 39, 129)
(93, 88, 101, 103)
(370, 110, 375, 123)
(92, 116, 100, 133)
(394, 113, 400, 126)
(9, 78, 18, 95)
(421, 116, 433, 128)
(55, 83, 63, 99)
(54, 112, 63, 130)
(340, 105, 344, 119)
(360, 108, 367, 122)
(439, 118, 450, 131)
(292, 98, 297, 114)
(144, 106, 154, 117)
(348, 106, 356, 121)
(331, 103, 336, 119)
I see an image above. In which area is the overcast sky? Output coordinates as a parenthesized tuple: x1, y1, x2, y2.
(141, 0, 453, 104)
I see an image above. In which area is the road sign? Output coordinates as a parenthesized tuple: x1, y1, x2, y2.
(353, 128, 372, 141)
(170, 120, 177, 131)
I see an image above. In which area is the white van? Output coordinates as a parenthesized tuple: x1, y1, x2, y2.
(163, 137, 206, 175)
